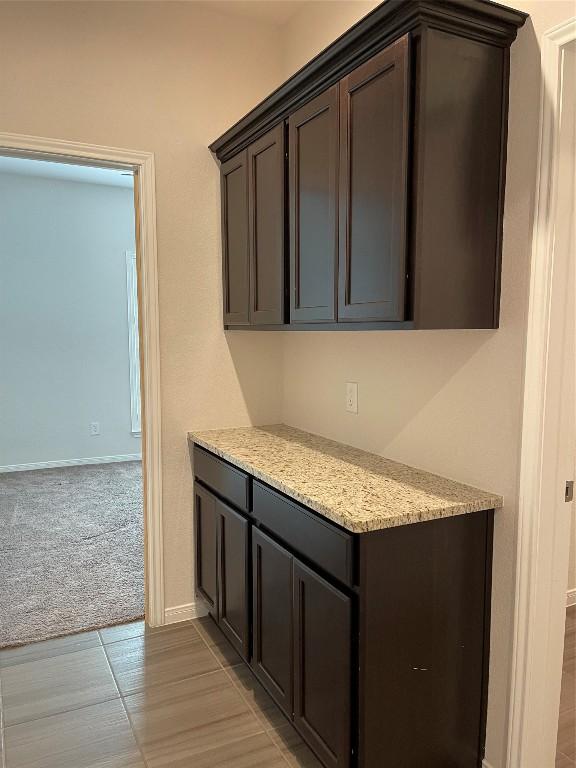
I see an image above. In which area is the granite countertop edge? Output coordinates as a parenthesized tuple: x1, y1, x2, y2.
(188, 427, 503, 534)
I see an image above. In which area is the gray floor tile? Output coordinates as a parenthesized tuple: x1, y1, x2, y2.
(3, 698, 144, 768)
(104, 622, 220, 695)
(1, 646, 118, 726)
(0, 631, 101, 669)
(123, 670, 265, 767)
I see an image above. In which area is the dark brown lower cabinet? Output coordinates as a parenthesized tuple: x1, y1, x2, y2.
(194, 484, 218, 616)
(252, 529, 353, 768)
(194, 484, 250, 660)
(218, 500, 250, 659)
(293, 561, 352, 768)
(193, 447, 494, 768)
(252, 527, 294, 717)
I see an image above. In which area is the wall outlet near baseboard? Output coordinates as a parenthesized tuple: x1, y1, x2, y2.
(89, 421, 100, 436)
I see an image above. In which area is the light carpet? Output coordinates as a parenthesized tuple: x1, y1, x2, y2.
(0, 461, 144, 648)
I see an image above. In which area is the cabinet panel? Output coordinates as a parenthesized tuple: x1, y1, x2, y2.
(194, 485, 218, 616)
(293, 561, 352, 768)
(248, 124, 286, 325)
(252, 527, 293, 717)
(338, 35, 409, 322)
(221, 152, 250, 325)
(218, 500, 250, 660)
(289, 87, 339, 323)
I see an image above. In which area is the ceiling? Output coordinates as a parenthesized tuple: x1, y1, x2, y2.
(0, 156, 134, 188)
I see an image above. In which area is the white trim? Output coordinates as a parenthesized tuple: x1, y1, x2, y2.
(507, 19, 576, 768)
(482, 760, 494, 768)
(0, 132, 165, 627)
(0, 454, 142, 473)
(125, 250, 142, 436)
(567, 588, 576, 608)
(164, 601, 208, 624)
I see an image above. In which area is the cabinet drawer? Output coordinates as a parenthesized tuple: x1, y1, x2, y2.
(253, 482, 353, 586)
(193, 445, 249, 513)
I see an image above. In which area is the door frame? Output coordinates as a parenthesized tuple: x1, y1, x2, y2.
(0, 131, 165, 626)
(506, 18, 576, 768)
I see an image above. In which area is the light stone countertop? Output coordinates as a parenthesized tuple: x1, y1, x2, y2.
(188, 424, 503, 533)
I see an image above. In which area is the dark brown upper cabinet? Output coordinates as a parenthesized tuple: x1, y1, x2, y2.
(248, 124, 286, 325)
(338, 36, 409, 322)
(211, 0, 527, 330)
(289, 86, 339, 323)
(221, 126, 286, 327)
(221, 152, 250, 325)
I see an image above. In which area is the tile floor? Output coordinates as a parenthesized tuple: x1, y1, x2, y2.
(1, 610, 573, 767)
(0, 617, 321, 768)
(557, 606, 576, 767)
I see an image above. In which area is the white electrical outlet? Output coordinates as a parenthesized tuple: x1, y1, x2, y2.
(90, 422, 100, 436)
(346, 382, 358, 414)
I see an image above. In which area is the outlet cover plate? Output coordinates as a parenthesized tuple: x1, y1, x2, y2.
(346, 382, 358, 414)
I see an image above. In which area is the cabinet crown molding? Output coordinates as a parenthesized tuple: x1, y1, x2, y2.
(209, 0, 527, 163)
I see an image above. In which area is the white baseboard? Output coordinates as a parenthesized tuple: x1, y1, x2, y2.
(0, 454, 142, 473)
(567, 588, 576, 608)
(483, 761, 494, 768)
(164, 600, 208, 625)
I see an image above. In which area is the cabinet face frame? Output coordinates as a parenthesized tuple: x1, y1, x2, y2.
(248, 124, 286, 325)
(221, 151, 250, 326)
(289, 86, 339, 323)
(338, 34, 410, 322)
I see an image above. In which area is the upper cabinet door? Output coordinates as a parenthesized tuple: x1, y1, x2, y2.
(289, 87, 339, 323)
(221, 151, 250, 326)
(338, 35, 410, 322)
(248, 124, 286, 325)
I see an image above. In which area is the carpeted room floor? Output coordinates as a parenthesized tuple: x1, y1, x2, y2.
(0, 461, 144, 648)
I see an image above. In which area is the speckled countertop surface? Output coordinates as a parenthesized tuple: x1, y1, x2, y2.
(188, 425, 502, 533)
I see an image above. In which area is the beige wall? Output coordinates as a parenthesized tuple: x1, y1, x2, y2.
(0, 1, 287, 609)
(278, 1, 575, 766)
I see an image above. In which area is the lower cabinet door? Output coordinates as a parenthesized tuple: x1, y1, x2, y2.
(252, 527, 294, 717)
(217, 500, 250, 660)
(194, 484, 218, 617)
(293, 560, 352, 768)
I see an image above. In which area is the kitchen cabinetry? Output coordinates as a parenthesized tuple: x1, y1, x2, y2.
(193, 480, 250, 659)
(213, 0, 527, 330)
(289, 86, 339, 323)
(293, 559, 352, 768)
(193, 483, 218, 614)
(221, 151, 249, 325)
(338, 36, 409, 322)
(192, 440, 495, 768)
(252, 526, 293, 716)
(221, 125, 285, 326)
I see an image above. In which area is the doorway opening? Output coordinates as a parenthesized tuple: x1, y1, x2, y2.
(0, 134, 163, 645)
